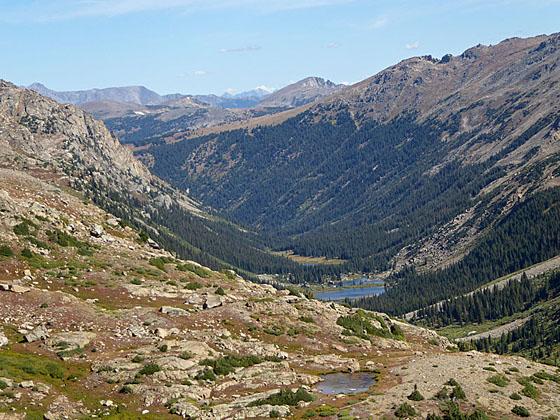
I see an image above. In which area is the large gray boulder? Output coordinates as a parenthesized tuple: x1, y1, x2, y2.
(25, 325, 49, 343)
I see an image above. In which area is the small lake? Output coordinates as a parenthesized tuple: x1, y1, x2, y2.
(313, 279, 385, 300)
(315, 372, 376, 395)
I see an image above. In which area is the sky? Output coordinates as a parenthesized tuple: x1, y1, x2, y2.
(1, 0, 559, 95)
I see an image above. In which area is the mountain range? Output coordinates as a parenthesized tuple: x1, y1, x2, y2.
(143, 33, 560, 300)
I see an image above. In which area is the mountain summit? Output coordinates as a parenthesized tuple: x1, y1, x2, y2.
(257, 77, 343, 108)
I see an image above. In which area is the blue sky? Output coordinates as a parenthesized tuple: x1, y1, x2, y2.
(1, 0, 559, 95)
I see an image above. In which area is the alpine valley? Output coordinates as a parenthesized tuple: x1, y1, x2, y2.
(0, 32, 560, 420)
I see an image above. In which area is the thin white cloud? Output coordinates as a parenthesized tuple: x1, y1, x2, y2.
(0, 0, 354, 22)
(220, 45, 261, 53)
(193, 70, 208, 76)
(369, 16, 388, 29)
(406, 41, 420, 50)
(326, 42, 340, 49)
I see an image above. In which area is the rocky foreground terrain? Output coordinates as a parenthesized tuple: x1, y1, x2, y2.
(1, 166, 559, 419)
(0, 81, 559, 419)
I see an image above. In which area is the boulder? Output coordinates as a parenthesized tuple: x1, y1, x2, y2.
(154, 328, 169, 338)
(90, 224, 104, 238)
(25, 325, 49, 343)
(47, 331, 96, 350)
(203, 295, 222, 310)
(160, 306, 188, 316)
(106, 218, 120, 227)
(147, 238, 160, 249)
(19, 380, 34, 388)
(10, 284, 31, 293)
(0, 332, 8, 347)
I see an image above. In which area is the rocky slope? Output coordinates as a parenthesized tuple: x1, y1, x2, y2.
(1, 144, 559, 419)
(1, 80, 304, 280)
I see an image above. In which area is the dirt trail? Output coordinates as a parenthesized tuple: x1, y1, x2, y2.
(455, 317, 530, 342)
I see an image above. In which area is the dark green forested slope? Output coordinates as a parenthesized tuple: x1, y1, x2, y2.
(453, 272, 560, 367)
(147, 110, 513, 274)
(352, 188, 560, 315)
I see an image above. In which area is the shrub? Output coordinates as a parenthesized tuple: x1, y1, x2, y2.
(132, 355, 144, 363)
(149, 257, 171, 272)
(518, 377, 539, 399)
(316, 405, 337, 417)
(130, 278, 142, 285)
(13, 222, 32, 236)
(434, 387, 449, 400)
(446, 378, 459, 386)
(336, 310, 395, 340)
(195, 368, 216, 382)
(215, 287, 226, 296)
(263, 325, 284, 336)
(487, 374, 509, 387)
(179, 351, 193, 360)
(407, 384, 424, 401)
(201, 354, 263, 376)
(510, 392, 522, 400)
(184, 281, 203, 290)
(119, 385, 133, 394)
(533, 371, 560, 383)
(299, 316, 315, 324)
(159, 344, 168, 352)
(139, 363, 161, 376)
(395, 403, 416, 418)
(176, 262, 211, 278)
(0, 380, 8, 390)
(0, 245, 14, 257)
(521, 383, 538, 399)
(269, 410, 280, 418)
(511, 405, 530, 417)
(21, 248, 34, 258)
(248, 388, 313, 407)
(451, 384, 466, 400)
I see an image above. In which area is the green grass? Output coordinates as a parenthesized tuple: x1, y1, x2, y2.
(0, 349, 86, 385)
(487, 374, 509, 387)
(46, 229, 94, 255)
(395, 403, 416, 418)
(138, 363, 161, 376)
(176, 262, 211, 277)
(511, 405, 530, 417)
(199, 354, 274, 376)
(0, 244, 14, 257)
(337, 310, 402, 340)
(248, 388, 313, 407)
(184, 281, 203, 290)
(148, 256, 174, 272)
(436, 311, 527, 340)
